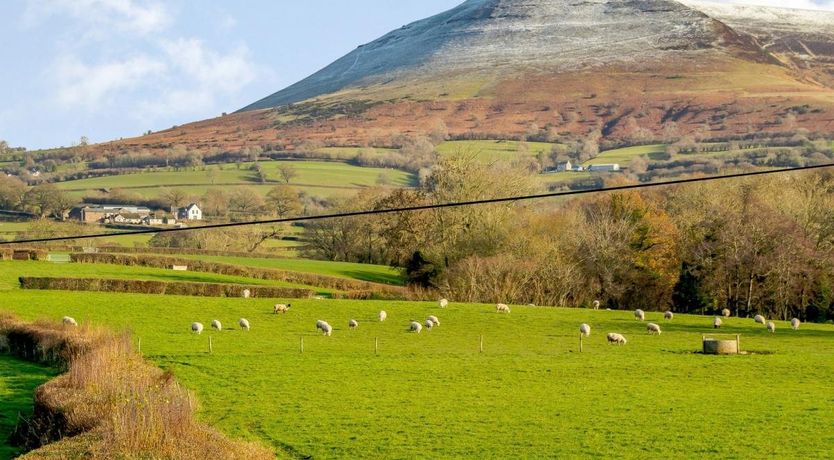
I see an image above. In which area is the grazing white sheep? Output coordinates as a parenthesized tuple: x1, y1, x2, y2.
(273, 303, 291, 314)
(664, 311, 673, 320)
(646, 323, 661, 335)
(424, 319, 434, 330)
(427, 315, 440, 326)
(496, 303, 511, 314)
(439, 298, 449, 308)
(410, 321, 422, 333)
(242, 289, 251, 299)
(320, 322, 333, 336)
(62, 316, 78, 327)
(211, 320, 222, 331)
(315, 320, 326, 331)
(713, 317, 722, 329)
(379, 310, 387, 322)
(754, 314, 766, 325)
(634, 309, 645, 321)
(239, 318, 250, 331)
(791, 318, 800, 330)
(766, 321, 776, 333)
(579, 323, 591, 337)
(349, 319, 359, 329)
(722, 308, 731, 318)
(606, 332, 627, 345)
(191, 322, 203, 334)
(593, 300, 600, 310)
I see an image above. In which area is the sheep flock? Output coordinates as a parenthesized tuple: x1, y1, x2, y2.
(171, 297, 805, 355)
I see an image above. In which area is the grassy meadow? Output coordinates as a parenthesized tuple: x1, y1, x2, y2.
(0, 356, 56, 460)
(180, 255, 403, 286)
(437, 140, 554, 161)
(53, 160, 416, 200)
(583, 144, 667, 166)
(1, 259, 833, 458)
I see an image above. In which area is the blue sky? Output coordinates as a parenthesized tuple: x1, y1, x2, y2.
(1, 0, 833, 150)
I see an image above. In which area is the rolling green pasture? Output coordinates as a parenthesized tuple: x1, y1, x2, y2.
(0, 261, 326, 293)
(0, 356, 56, 460)
(584, 144, 667, 167)
(179, 255, 404, 286)
(313, 147, 397, 158)
(53, 161, 415, 199)
(437, 140, 554, 161)
(2, 260, 833, 458)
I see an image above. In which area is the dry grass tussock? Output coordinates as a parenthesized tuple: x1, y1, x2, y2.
(0, 315, 273, 459)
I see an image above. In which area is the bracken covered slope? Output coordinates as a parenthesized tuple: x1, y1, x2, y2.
(101, 0, 834, 152)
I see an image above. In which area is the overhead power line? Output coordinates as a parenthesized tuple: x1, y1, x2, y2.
(3, 162, 833, 246)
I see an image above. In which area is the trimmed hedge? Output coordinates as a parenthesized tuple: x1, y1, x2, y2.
(19, 277, 313, 299)
(1, 248, 48, 261)
(71, 246, 295, 258)
(69, 253, 407, 299)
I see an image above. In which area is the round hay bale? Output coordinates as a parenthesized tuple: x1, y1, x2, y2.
(703, 338, 738, 355)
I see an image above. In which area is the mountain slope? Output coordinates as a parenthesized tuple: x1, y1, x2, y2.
(242, 0, 764, 111)
(103, 0, 834, 153)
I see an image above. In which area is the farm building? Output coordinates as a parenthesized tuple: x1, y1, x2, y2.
(588, 164, 621, 172)
(177, 203, 203, 221)
(70, 205, 152, 224)
(142, 215, 177, 226)
(553, 161, 585, 173)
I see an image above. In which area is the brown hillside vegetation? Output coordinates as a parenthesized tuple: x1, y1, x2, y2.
(0, 316, 272, 459)
(95, 57, 834, 154)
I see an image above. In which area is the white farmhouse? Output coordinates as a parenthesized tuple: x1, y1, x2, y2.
(177, 203, 203, 221)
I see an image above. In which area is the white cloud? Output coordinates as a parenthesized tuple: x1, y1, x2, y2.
(162, 39, 257, 94)
(132, 39, 258, 118)
(24, 0, 170, 36)
(53, 55, 166, 109)
(51, 39, 259, 121)
(722, 0, 834, 10)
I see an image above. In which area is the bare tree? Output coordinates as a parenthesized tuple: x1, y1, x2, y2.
(228, 187, 265, 217)
(278, 164, 298, 184)
(266, 185, 301, 218)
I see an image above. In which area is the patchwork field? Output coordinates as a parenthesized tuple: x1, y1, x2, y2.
(2, 260, 833, 458)
(0, 356, 56, 460)
(437, 140, 554, 161)
(584, 144, 667, 166)
(179, 255, 403, 286)
(53, 160, 416, 200)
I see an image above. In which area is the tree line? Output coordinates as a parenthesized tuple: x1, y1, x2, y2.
(299, 154, 834, 322)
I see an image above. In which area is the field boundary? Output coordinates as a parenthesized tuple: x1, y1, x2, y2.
(70, 252, 408, 298)
(19, 276, 313, 299)
(0, 316, 273, 459)
(72, 245, 296, 258)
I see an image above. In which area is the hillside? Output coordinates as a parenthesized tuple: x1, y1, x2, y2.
(92, 0, 834, 154)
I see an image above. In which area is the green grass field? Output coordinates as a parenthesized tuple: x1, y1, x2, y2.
(313, 147, 397, 158)
(584, 144, 667, 167)
(437, 140, 554, 161)
(0, 356, 56, 460)
(179, 255, 404, 286)
(2, 260, 833, 458)
(53, 161, 416, 200)
(2, 261, 329, 293)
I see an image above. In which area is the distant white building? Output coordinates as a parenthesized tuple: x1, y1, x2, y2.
(588, 163, 621, 172)
(554, 161, 585, 173)
(178, 203, 202, 221)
